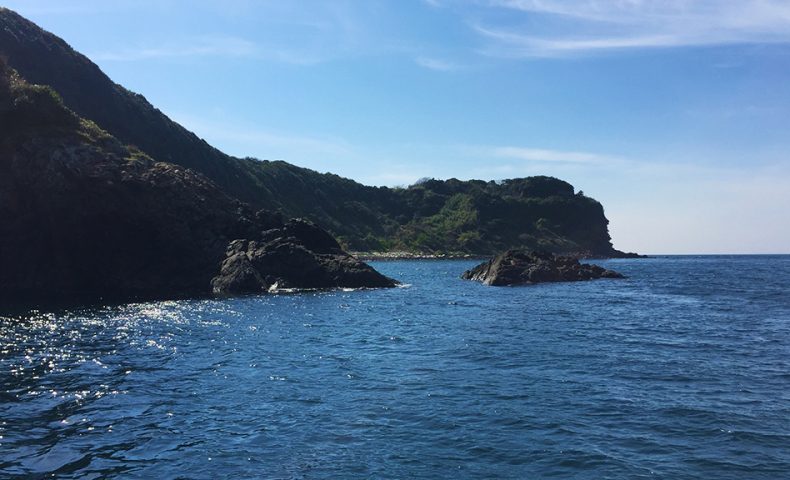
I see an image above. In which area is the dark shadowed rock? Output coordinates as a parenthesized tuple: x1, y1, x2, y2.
(462, 250, 624, 286)
(0, 61, 396, 305)
(211, 219, 398, 294)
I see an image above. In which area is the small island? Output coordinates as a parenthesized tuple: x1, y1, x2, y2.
(462, 250, 624, 286)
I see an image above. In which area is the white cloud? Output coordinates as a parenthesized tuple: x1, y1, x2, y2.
(360, 169, 435, 187)
(169, 112, 354, 159)
(415, 56, 461, 71)
(91, 36, 257, 61)
(473, 0, 790, 57)
(90, 36, 323, 65)
(476, 145, 623, 165)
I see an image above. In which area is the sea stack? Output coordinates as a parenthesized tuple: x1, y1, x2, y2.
(462, 250, 624, 286)
(211, 219, 398, 294)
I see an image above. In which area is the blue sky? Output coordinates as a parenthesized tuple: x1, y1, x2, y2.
(5, 0, 790, 253)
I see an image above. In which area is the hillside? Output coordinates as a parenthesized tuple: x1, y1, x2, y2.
(0, 61, 394, 302)
(0, 8, 633, 257)
(0, 60, 256, 300)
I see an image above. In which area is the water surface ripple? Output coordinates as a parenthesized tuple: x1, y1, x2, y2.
(1, 256, 789, 478)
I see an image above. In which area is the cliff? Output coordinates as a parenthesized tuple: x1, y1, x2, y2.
(0, 7, 635, 258)
(0, 62, 395, 303)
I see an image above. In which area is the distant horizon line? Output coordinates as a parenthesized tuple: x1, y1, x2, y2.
(611, 253, 790, 257)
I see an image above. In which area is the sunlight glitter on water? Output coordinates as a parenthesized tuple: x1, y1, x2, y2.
(1, 257, 789, 479)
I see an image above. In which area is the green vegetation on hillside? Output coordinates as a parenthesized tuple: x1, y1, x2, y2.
(0, 60, 281, 301)
(0, 7, 630, 257)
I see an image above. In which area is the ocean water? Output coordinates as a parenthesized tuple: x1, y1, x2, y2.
(1, 256, 789, 479)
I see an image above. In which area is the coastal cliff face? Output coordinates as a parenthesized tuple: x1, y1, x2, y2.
(0, 64, 395, 303)
(0, 8, 634, 258)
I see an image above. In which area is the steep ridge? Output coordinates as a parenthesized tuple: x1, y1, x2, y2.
(0, 62, 395, 303)
(0, 7, 267, 204)
(0, 8, 635, 257)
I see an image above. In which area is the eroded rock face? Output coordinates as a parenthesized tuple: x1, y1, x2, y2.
(211, 220, 398, 294)
(462, 250, 624, 286)
(0, 62, 397, 304)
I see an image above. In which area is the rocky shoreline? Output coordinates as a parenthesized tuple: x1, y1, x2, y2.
(354, 251, 644, 261)
(352, 251, 485, 261)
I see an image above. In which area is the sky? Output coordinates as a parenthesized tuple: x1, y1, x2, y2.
(4, 0, 790, 254)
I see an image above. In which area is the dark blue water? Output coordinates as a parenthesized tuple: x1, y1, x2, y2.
(1, 256, 789, 479)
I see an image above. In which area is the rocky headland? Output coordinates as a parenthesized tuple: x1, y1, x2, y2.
(0, 8, 641, 306)
(0, 7, 640, 259)
(0, 61, 395, 304)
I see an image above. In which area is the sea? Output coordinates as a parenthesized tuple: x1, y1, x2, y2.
(1, 256, 788, 479)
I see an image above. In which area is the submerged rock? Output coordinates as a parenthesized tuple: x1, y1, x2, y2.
(211, 219, 398, 294)
(462, 250, 624, 286)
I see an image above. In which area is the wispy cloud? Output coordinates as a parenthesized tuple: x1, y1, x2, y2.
(361, 168, 437, 187)
(473, 26, 684, 57)
(169, 112, 354, 159)
(91, 36, 257, 61)
(90, 36, 323, 65)
(415, 56, 461, 71)
(473, 0, 790, 57)
(476, 145, 623, 165)
(422, 0, 444, 7)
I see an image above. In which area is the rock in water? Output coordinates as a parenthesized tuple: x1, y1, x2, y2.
(211, 219, 398, 294)
(462, 250, 624, 286)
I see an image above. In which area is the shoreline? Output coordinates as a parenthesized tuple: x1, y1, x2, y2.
(352, 251, 486, 261)
(354, 250, 648, 261)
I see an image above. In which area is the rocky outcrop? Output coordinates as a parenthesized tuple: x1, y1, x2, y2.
(211, 219, 397, 294)
(462, 250, 624, 286)
(0, 61, 396, 304)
